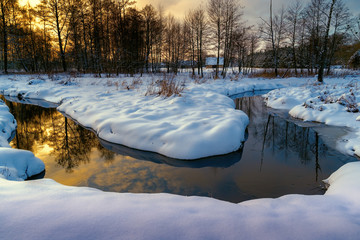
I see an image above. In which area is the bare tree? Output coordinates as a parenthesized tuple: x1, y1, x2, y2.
(208, 0, 223, 78)
(304, 0, 328, 74)
(36, 0, 52, 72)
(326, 0, 350, 74)
(185, 7, 207, 77)
(0, 0, 16, 74)
(142, 4, 158, 73)
(46, 0, 70, 72)
(184, 12, 196, 75)
(248, 32, 259, 73)
(164, 14, 182, 74)
(222, 0, 242, 78)
(318, 0, 336, 82)
(286, 0, 303, 75)
(260, 0, 286, 76)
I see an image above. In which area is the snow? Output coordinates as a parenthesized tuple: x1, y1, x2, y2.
(0, 148, 45, 181)
(0, 74, 305, 159)
(0, 99, 16, 147)
(265, 77, 360, 157)
(0, 161, 359, 239)
(0, 100, 45, 180)
(57, 90, 249, 159)
(323, 162, 360, 203)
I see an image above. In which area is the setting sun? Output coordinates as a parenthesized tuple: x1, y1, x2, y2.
(18, 0, 40, 6)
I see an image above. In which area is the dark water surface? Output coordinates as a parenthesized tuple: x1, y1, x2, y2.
(1, 94, 357, 203)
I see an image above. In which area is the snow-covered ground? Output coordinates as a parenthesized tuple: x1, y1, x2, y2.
(0, 161, 359, 239)
(0, 74, 306, 159)
(0, 98, 15, 147)
(0, 73, 360, 239)
(265, 77, 360, 157)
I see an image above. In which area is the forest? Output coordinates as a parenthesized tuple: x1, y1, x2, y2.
(0, 0, 359, 78)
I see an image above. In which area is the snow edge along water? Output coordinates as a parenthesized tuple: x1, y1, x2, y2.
(0, 99, 45, 180)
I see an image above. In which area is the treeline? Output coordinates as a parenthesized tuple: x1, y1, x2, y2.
(0, 0, 359, 78)
(259, 0, 359, 80)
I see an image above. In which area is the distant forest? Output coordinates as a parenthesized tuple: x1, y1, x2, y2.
(0, 0, 359, 78)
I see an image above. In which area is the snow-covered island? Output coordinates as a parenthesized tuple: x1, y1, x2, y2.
(0, 73, 360, 239)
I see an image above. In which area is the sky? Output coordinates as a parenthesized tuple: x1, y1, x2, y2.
(136, 0, 360, 24)
(21, 0, 360, 26)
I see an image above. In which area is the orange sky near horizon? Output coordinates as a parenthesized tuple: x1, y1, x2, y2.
(19, 0, 198, 20)
(19, 0, 360, 25)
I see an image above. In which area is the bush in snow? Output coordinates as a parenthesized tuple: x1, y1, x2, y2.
(121, 77, 143, 90)
(303, 99, 325, 111)
(336, 93, 359, 113)
(145, 74, 185, 97)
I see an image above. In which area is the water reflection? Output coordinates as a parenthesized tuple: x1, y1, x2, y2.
(234, 96, 356, 197)
(100, 139, 243, 168)
(1, 94, 357, 203)
(235, 97, 328, 180)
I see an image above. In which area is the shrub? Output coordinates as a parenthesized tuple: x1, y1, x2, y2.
(121, 77, 143, 90)
(145, 74, 185, 97)
(337, 93, 359, 113)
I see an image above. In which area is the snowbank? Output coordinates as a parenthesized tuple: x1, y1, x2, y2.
(0, 99, 16, 147)
(0, 74, 306, 159)
(0, 162, 359, 240)
(0, 99, 45, 180)
(57, 90, 249, 159)
(265, 78, 360, 157)
(0, 148, 45, 181)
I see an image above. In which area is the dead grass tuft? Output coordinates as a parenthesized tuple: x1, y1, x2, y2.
(121, 77, 143, 90)
(145, 74, 185, 97)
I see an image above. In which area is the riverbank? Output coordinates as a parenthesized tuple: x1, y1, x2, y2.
(265, 78, 360, 157)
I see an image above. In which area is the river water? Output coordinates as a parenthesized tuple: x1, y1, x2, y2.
(1, 93, 357, 203)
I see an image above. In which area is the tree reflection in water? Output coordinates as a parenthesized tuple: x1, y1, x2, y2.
(235, 95, 353, 184)
(2, 97, 114, 172)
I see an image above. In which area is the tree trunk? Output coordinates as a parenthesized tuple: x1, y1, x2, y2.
(269, 0, 277, 77)
(1, 2, 8, 74)
(55, 3, 67, 72)
(318, 0, 336, 82)
(216, 18, 221, 79)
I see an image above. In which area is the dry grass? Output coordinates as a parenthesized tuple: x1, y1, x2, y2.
(145, 74, 185, 97)
(192, 74, 208, 84)
(121, 77, 143, 90)
(336, 92, 359, 113)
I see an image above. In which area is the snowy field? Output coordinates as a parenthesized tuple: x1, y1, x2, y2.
(0, 73, 359, 239)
